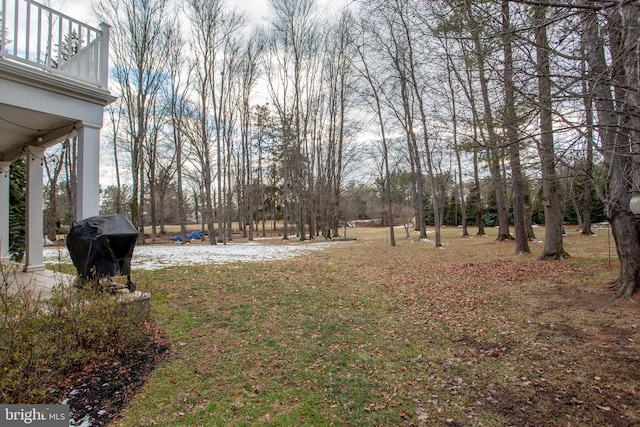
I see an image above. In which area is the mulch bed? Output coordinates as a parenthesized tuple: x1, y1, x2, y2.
(47, 321, 170, 426)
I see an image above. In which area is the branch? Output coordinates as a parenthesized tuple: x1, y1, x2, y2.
(508, 0, 622, 12)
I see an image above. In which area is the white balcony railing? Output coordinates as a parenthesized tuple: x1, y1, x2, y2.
(0, 0, 109, 88)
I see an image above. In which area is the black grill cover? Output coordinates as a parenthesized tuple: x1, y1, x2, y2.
(67, 214, 138, 279)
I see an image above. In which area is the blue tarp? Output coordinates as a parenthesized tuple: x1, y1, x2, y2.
(172, 230, 203, 242)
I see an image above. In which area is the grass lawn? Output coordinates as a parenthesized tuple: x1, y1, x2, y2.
(111, 225, 639, 426)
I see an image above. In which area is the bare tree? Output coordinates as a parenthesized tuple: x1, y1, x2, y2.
(322, 10, 356, 240)
(431, 1, 490, 236)
(165, 15, 190, 244)
(267, 0, 320, 240)
(145, 97, 163, 242)
(462, 0, 513, 242)
(106, 100, 124, 214)
(361, 2, 428, 242)
(252, 104, 274, 237)
(580, 49, 594, 236)
(217, 16, 244, 244)
(63, 136, 77, 223)
(94, 0, 172, 242)
(43, 144, 66, 241)
(185, 0, 224, 245)
(503, 0, 530, 254)
(534, 3, 567, 259)
(238, 31, 264, 241)
(582, 0, 640, 296)
(185, 0, 243, 245)
(398, 0, 443, 246)
(353, 16, 397, 246)
(445, 48, 469, 238)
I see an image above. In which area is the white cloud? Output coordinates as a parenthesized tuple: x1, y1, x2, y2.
(47, 0, 96, 26)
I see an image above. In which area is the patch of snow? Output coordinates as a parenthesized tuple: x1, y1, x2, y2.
(44, 241, 336, 271)
(70, 414, 92, 427)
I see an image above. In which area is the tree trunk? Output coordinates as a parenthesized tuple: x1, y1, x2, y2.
(148, 130, 157, 243)
(503, 0, 529, 254)
(108, 105, 122, 214)
(581, 49, 594, 236)
(44, 146, 65, 241)
(355, 39, 396, 247)
(473, 145, 485, 236)
(444, 54, 468, 237)
(137, 125, 145, 244)
(535, 4, 567, 260)
(466, 3, 511, 241)
(64, 137, 77, 222)
(396, 4, 440, 246)
(176, 118, 187, 246)
(398, 71, 427, 241)
(524, 201, 536, 241)
(446, 33, 484, 236)
(612, 3, 640, 297)
(583, 1, 640, 295)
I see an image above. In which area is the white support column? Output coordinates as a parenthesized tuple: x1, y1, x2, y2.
(0, 162, 10, 262)
(77, 124, 101, 220)
(24, 147, 45, 272)
(99, 23, 111, 90)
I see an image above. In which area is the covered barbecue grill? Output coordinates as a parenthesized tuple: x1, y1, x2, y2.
(66, 214, 138, 292)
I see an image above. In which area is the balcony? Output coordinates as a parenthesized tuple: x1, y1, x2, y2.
(0, 0, 116, 271)
(1, 0, 110, 87)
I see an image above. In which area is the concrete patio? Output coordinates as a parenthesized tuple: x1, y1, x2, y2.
(1, 263, 150, 318)
(1, 263, 75, 299)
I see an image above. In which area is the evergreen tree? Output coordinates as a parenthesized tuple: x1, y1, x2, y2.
(9, 158, 26, 261)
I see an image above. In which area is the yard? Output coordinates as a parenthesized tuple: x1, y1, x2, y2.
(49, 225, 640, 425)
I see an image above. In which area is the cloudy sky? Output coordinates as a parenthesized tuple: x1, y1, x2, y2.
(46, 0, 351, 28)
(46, 0, 272, 27)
